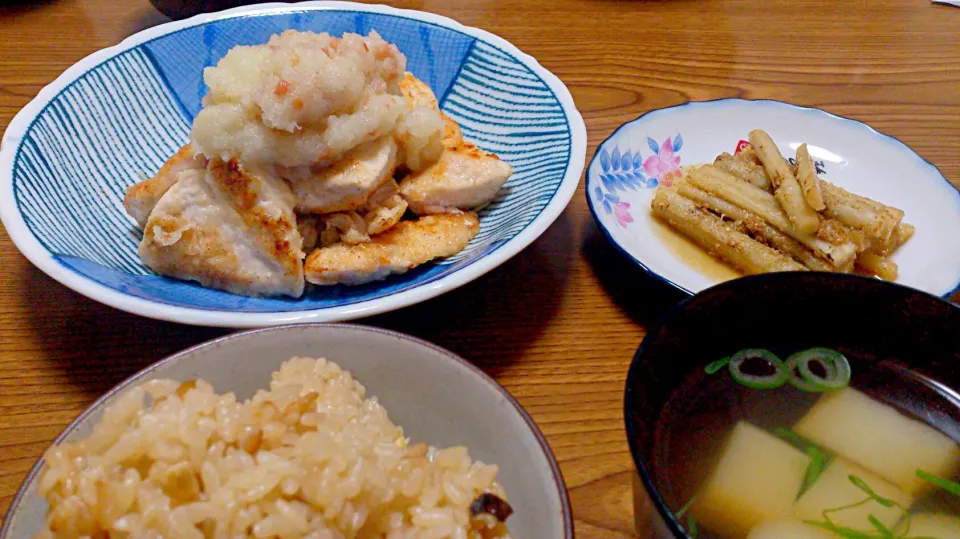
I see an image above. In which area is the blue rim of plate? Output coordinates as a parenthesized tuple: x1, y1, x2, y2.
(0, 323, 575, 538)
(585, 98, 960, 299)
(0, 1, 587, 327)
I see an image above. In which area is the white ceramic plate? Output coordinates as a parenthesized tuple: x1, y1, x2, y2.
(0, 2, 586, 327)
(0, 324, 573, 538)
(586, 99, 960, 297)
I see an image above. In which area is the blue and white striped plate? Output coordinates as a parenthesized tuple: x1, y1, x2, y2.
(0, 2, 586, 327)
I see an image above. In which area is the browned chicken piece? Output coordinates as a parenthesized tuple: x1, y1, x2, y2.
(320, 212, 371, 246)
(399, 72, 440, 111)
(287, 136, 399, 214)
(362, 179, 408, 235)
(308, 179, 408, 248)
(399, 139, 512, 215)
(298, 214, 322, 253)
(397, 71, 509, 211)
(441, 112, 463, 141)
(397, 72, 461, 141)
(394, 73, 445, 172)
(304, 212, 479, 286)
(124, 145, 206, 227)
(139, 159, 305, 298)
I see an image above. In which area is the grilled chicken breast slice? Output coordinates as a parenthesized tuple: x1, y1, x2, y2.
(397, 72, 461, 142)
(399, 73, 439, 109)
(288, 136, 399, 214)
(124, 145, 206, 228)
(304, 212, 479, 286)
(139, 159, 305, 298)
(311, 179, 408, 247)
(399, 139, 512, 215)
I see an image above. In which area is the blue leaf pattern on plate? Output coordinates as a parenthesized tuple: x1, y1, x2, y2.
(611, 174, 628, 191)
(648, 137, 660, 155)
(592, 132, 681, 196)
(600, 174, 618, 193)
(618, 173, 643, 191)
(602, 200, 612, 214)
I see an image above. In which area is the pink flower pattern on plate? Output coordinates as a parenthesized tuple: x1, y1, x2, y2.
(643, 136, 681, 186)
(613, 202, 633, 228)
(592, 134, 683, 229)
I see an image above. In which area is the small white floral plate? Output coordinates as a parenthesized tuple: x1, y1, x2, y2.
(586, 99, 960, 297)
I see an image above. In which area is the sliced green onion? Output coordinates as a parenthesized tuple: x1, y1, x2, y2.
(686, 515, 698, 538)
(805, 519, 886, 539)
(822, 496, 872, 520)
(785, 352, 831, 392)
(704, 358, 730, 375)
(900, 509, 912, 537)
(675, 495, 696, 519)
(806, 474, 913, 539)
(785, 348, 850, 392)
(773, 427, 833, 498)
(866, 515, 894, 538)
(774, 427, 829, 456)
(916, 468, 960, 497)
(773, 427, 810, 447)
(801, 446, 828, 496)
(797, 348, 850, 390)
(728, 349, 787, 390)
(848, 475, 895, 507)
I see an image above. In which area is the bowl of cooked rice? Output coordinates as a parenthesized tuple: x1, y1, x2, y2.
(0, 324, 572, 538)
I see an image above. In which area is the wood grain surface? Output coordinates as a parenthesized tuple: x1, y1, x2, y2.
(1, 0, 959, 536)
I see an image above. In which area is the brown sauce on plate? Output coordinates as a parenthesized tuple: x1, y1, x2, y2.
(650, 218, 741, 284)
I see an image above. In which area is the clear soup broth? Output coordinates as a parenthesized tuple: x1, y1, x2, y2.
(652, 349, 960, 539)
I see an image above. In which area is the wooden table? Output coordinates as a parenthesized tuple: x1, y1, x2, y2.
(1, 0, 958, 536)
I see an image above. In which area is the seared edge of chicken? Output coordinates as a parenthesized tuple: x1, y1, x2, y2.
(124, 145, 206, 228)
(139, 159, 305, 298)
(395, 75, 511, 214)
(399, 139, 512, 215)
(304, 212, 479, 286)
(399, 73, 439, 110)
(441, 113, 462, 142)
(395, 73, 445, 172)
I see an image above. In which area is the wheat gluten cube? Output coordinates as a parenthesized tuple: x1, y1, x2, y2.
(795, 458, 911, 532)
(690, 421, 810, 538)
(746, 520, 839, 539)
(899, 514, 960, 536)
(794, 388, 960, 494)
